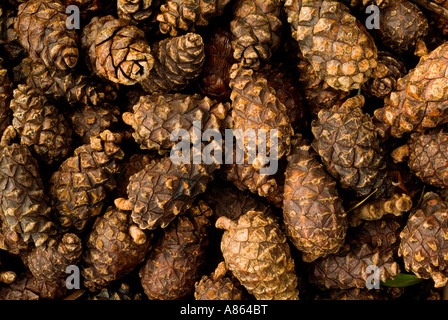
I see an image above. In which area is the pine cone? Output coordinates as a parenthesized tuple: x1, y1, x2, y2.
(27, 233, 82, 283)
(229, 64, 293, 169)
(285, 0, 378, 91)
(10, 84, 73, 164)
(115, 153, 157, 197)
(194, 261, 244, 300)
(81, 15, 154, 85)
(115, 152, 218, 230)
(14, 58, 119, 107)
(350, 216, 403, 250)
(0, 126, 55, 249)
(86, 282, 144, 300)
(0, 222, 33, 255)
(81, 206, 153, 291)
(199, 27, 236, 102)
(122, 93, 227, 152)
(374, 42, 448, 138)
(14, 0, 79, 70)
(311, 95, 387, 197)
(230, 0, 282, 69)
(140, 33, 205, 93)
(139, 201, 211, 300)
(216, 210, 299, 300)
(309, 243, 399, 289)
(0, 57, 12, 138)
(283, 135, 347, 262)
(157, 0, 231, 36)
(70, 104, 121, 144)
(117, 0, 158, 24)
(399, 191, 448, 287)
(61, 0, 111, 18)
(49, 130, 124, 232)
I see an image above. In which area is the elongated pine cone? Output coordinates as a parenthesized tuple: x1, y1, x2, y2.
(139, 201, 212, 300)
(399, 191, 448, 287)
(283, 135, 347, 262)
(374, 42, 448, 138)
(157, 0, 231, 36)
(122, 93, 227, 152)
(229, 64, 293, 169)
(285, 0, 378, 91)
(309, 243, 399, 289)
(117, 0, 158, 24)
(14, 0, 79, 70)
(115, 152, 219, 230)
(140, 33, 205, 93)
(82, 206, 153, 291)
(0, 57, 12, 137)
(230, 0, 282, 69)
(311, 95, 387, 197)
(27, 233, 82, 283)
(10, 84, 73, 164)
(0, 126, 55, 249)
(194, 261, 244, 300)
(81, 15, 154, 85)
(49, 131, 124, 232)
(216, 210, 299, 300)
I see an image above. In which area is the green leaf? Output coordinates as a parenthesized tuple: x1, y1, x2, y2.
(381, 273, 424, 287)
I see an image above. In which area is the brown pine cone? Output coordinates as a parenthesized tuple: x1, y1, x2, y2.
(0, 57, 12, 138)
(61, 0, 112, 18)
(81, 15, 154, 85)
(14, 0, 79, 70)
(0, 126, 55, 249)
(374, 42, 448, 138)
(283, 135, 347, 262)
(117, 0, 158, 24)
(115, 150, 219, 230)
(140, 33, 205, 93)
(350, 216, 403, 250)
(49, 131, 124, 233)
(311, 95, 387, 197)
(139, 201, 212, 300)
(0, 222, 33, 255)
(230, 0, 282, 69)
(27, 233, 82, 283)
(86, 282, 144, 300)
(122, 93, 227, 152)
(399, 191, 448, 287)
(157, 0, 231, 36)
(285, 0, 378, 92)
(194, 261, 244, 300)
(216, 211, 299, 300)
(81, 206, 153, 291)
(9, 84, 73, 164)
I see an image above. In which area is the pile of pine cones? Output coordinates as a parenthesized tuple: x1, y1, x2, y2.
(1, 0, 448, 301)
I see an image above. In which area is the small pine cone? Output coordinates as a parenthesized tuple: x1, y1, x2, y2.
(0, 126, 55, 249)
(362, 51, 407, 99)
(0, 57, 12, 137)
(350, 216, 403, 250)
(81, 15, 154, 85)
(116, 153, 157, 197)
(199, 28, 236, 102)
(216, 211, 299, 300)
(296, 51, 348, 115)
(115, 152, 218, 230)
(230, 0, 282, 69)
(81, 206, 153, 292)
(10, 84, 73, 164)
(70, 104, 121, 144)
(139, 201, 212, 300)
(27, 233, 82, 283)
(391, 128, 448, 189)
(194, 261, 244, 300)
(157, 0, 231, 36)
(376, 0, 428, 53)
(49, 131, 124, 232)
(311, 95, 387, 197)
(285, 0, 378, 92)
(374, 42, 448, 138)
(117, 0, 158, 24)
(14, 58, 119, 107)
(14, 0, 79, 70)
(0, 9, 26, 62)
(349, 193, 412, 227)
(309, 243, 399, 289)
(122, 93, 227, 152)
(283, 135, 347, 262)
(229, 64, 293, 169)
(140, 33, 205, 93)
(399, 191, 448, 287)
